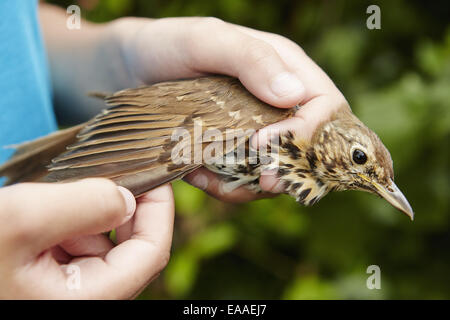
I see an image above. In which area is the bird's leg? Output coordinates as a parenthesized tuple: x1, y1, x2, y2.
(220, 175, 261, 194)
(204, 162, 262, 195)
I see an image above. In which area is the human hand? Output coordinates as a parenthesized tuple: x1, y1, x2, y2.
(0, 179, 174, 299)
(111, 17, 349, 201)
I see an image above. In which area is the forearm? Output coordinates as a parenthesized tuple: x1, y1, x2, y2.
(39, 4, 141, 124)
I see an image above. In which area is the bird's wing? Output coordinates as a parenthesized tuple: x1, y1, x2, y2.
(45, 76, 293, 196)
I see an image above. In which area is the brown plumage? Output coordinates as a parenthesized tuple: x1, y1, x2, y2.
(0, 76, 413, 219)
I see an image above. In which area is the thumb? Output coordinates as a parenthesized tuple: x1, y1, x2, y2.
(1, 178, 136, 253)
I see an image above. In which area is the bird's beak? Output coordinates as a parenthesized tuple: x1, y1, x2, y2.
(359, 175, 414, 220)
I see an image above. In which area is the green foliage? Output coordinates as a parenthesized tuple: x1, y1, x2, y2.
(48, 0, 450, 299)
(283, 275, 338, 300)
(165, 219, 237, 297)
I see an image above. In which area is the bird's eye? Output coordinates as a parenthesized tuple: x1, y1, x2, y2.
(352, 149, 367, 164)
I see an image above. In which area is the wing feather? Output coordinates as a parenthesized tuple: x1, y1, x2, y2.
(42, 76, 294, 196)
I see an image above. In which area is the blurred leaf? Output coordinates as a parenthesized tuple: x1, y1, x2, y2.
(173, 181, 206, 216)
(189, 223, 238, 259)
(165, 250, 199, 297)
(283, 275, 338, 299)
(314, 26, 366, 80)
(335, 272, 388, 299)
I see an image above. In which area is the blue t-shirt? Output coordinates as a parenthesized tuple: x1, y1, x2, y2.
(0, 0, 57, 171)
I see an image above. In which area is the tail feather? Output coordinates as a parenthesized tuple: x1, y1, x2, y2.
(0, 124, 84, 185)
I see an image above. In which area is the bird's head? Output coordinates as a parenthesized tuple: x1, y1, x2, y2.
(275, 109, 414, 220)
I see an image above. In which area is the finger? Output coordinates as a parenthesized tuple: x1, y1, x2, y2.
(41, 185, 174, 299)
(132, 17, 305, 108)
(185, 18, 306, 107)
(253, 95, 349, 148)
(0, 178, 136, 254)
(115, 216, 134, 244)
(97, 184, 175, 298)
(259, 169, 287, 194)
(59, 234, 114, 258)
(50, 246, 71, 264)
(254, 97, 350, 193)
(231, 24, 342, 99)
(183, 167, 275, 203)
(233, 24, 350, 143)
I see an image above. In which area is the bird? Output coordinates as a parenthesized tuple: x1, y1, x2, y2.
(0, 76, 414, 219)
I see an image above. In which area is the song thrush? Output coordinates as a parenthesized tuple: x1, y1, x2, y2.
(0, 76, 413, 219)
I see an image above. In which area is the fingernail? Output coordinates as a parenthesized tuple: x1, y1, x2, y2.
(191, 174, 209, 190)
(271, 179, 287, 193)
(117, 186, 136, 217)
(270, 72, 304, 98)
(260, 171, 286, 193)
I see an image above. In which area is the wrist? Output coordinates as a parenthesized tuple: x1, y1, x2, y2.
(106, 17, 153, 88)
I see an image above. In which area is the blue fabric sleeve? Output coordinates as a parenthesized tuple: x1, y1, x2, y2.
(0, 0, 57, 183)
